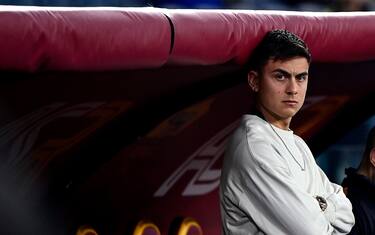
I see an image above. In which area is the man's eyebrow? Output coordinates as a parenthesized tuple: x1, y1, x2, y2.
(296, 71, 309, 77)
(271, 69, 291, 76)
(272, 69, 309, 77)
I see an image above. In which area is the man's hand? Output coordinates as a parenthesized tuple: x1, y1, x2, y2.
(315, 196, 328, 212)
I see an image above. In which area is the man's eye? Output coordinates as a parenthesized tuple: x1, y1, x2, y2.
(275, 74, 285, 80)
(297, 75, 308, 81)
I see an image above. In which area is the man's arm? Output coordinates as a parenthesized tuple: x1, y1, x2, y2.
(316, 167, 355, 234)
(231, 140, 335, 235)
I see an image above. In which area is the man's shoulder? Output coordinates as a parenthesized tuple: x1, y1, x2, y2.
(228, 115, 281, 161)
(293, 133, 306, 143)
(227, 115, 271, 146)
(229, 117, 270, 155)
(223, 115, 296, 178)
(240, 114, 271, 140)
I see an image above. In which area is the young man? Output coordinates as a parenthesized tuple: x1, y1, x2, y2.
(220, 29, 355, 234)
(342, 126, 375, 235)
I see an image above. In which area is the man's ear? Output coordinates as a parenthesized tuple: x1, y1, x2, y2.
(370, 148, 375, 168)
(248, 71, 259, 92)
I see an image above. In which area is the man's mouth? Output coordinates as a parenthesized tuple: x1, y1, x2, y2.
(283, 100, 298, 105)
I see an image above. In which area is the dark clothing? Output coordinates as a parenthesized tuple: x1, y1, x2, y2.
(342, 167, 375, 235)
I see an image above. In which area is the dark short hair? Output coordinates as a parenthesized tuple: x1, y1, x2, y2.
(364, 126, 375, 157)
(246, 29, 311, 72)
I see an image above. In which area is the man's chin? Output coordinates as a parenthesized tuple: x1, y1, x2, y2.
(279, 110, 298, 119)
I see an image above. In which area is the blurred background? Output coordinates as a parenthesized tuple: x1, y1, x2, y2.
(0, 0, 375, 11)
(1, 1, 375, 234)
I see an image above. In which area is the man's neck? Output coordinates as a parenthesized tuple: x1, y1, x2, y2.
(257, 105, 292, 130)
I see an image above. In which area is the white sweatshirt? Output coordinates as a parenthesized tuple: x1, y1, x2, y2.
(220, 115, 355, 235)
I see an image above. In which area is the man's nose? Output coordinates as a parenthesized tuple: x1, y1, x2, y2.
(286, 78, 298, 95)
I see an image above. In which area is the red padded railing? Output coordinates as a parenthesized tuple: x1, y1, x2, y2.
(167, 10, 375, 65)
(0, 6, 171, 71)
(1, 7, 375, 69)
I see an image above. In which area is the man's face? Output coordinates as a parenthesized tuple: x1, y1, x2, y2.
(248, 57, 309, 122)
